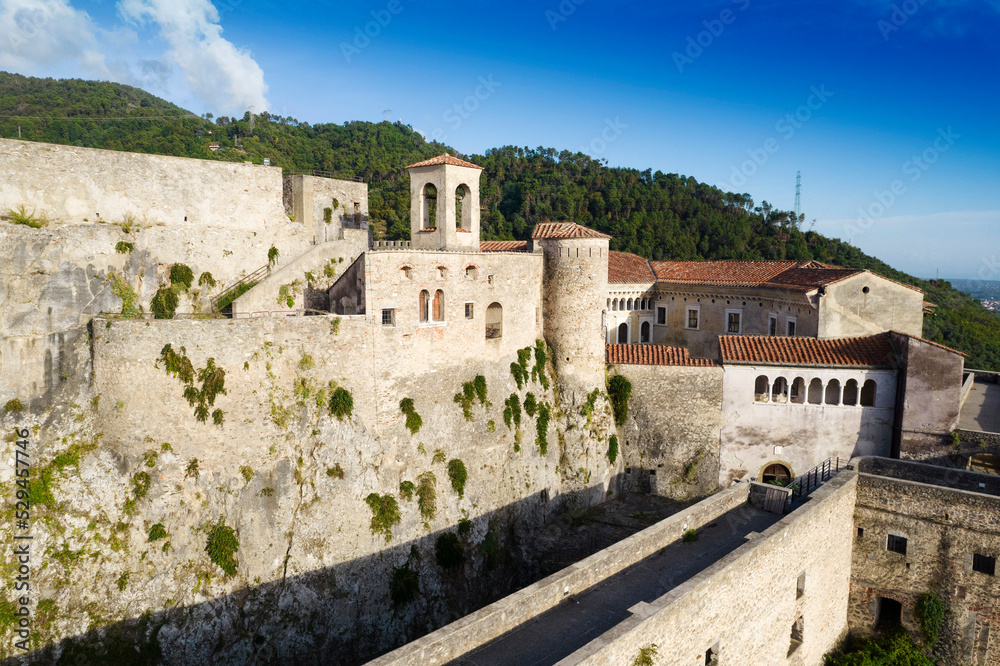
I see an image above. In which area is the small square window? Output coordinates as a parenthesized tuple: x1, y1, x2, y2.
(857, 527, 864, 538)
(656, 306, 666, 325)
(465, 303, 474, 320)
(887, 534, 907, 555)
(973, 553, 996, 576)
(381, 309, 395, 326)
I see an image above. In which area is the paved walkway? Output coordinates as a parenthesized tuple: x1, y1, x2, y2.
(960, 381, 1000, 433)
(449, 505, 780, 666)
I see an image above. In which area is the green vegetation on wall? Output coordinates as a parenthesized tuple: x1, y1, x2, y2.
(328, 387, 354, 420)
(447, 459, 468, 498)
(824, 631, 933, 665)
(156, 344, 226, 425)
(151, 287, 179, 319)
(503, 393, 521, 430)
(915, 592, 946, 646)
(607, 435, 619, 465)
(536, 403, 551, 455)
(399, 397, 422, 434)
(435, 532, 465, 569)
(169, 264, 194, 291)
(205, 520, 239, 577)
(365, 493, 401, 542)
(607, 374, 633, 425)
(390, 565, 420, 606)
(416, 472, 437, 521)
(633, 643, 658, 666)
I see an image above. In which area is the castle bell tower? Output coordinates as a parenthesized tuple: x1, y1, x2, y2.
(533, 222, 611, 396)
(406, 154, 483, 251)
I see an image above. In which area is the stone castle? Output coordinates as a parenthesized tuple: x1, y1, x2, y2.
(0, 138, 997, 664)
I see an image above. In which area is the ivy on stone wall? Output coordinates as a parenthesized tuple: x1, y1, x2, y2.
(205, 520, 239, 576)
(365, 493, 401, 542)
(531, 340, 549, 389)
(109, 272, 140, 318)
(435, 532, 465, 569)
(114, 241, 133, 254)
(156, 344, 226, 425)
(329, 387, 353, 420)
(399, 480, 415, 501)
(523, 393, 537, 418)
(169, 264, 194, 292)
(416, 472, 437, 521)
(915, 592, 946, 646)
(390, 565, 419, 606)
(536, 403, 551, 455)
(399, 398, 422, 434)
(503, 394, 521, 430)
(633, 644, 658, 666)
(607, 436, 619, 465)
(607, 374, 633, 425)
(447, 459, 467, 498)
(151, 287, 178, 319)
(198, 272, 216, 289)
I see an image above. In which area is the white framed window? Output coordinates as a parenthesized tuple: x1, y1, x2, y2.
(725, 309, 742, 334)
(464, 302, 474, 319)
(686, 306, 700, 330)
(768, 313, 778, 336)
(786, 316, 797, 336)
(656, 306, 667, 326)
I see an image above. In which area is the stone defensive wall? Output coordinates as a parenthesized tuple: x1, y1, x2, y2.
(850, 458, 1000, 664)
(0, 138, 286, 230)
(369, 481, 752, 666)
(609, 362, 725, 500)
(562, 471, 857, 665)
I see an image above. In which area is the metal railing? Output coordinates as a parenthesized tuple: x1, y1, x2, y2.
(282, 169, 365, 183)
(789, 457, 843, 502)
(96, 309, 335, 321)
(210, 264, 271, 313)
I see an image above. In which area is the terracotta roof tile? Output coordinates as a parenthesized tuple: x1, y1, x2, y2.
(719, 334, 896, 368)
(480, 240, 529, 253)
(406, 154, 483, 169)
(608, 251, 655, 284)
(606, 344, 720, 367)
(531, 222, 611, 240)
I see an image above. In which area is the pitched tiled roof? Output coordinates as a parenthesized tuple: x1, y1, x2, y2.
(406, 154, 483, 169)
(480, 240, 529, 253)
(608, 251, 655, 284)
(606, 344, 720, 367)
(531, 222, 611, 240)
(647, 260, 859, 292)
(719, 334, 896, 368)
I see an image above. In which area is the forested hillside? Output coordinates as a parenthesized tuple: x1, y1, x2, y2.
(2, 72, 998, 370)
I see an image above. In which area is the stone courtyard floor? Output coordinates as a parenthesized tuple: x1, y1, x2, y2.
(959, 380, 1000, 433)
(449, 503, 780, 666)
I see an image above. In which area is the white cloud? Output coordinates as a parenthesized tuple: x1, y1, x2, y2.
(0, 0, 109, 76)
(118, 0, 269, 114)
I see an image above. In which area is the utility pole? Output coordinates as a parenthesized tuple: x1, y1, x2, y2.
(794, 171, 802, 223)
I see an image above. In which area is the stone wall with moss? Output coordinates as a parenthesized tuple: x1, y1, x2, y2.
(0, 313, 617, 663)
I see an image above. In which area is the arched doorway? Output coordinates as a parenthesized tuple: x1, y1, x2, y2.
(617, 322, 628, 344)
(640, 321, 650, 343)
(761, 463, 792, 485)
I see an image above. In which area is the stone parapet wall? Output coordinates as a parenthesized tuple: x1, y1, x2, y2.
(369, 482, 751, 666)
(563, 471, 858, 665)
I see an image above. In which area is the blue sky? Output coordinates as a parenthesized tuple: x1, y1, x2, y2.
(1, 0, 998, 279)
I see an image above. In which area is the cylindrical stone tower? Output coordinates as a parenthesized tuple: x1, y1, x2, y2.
(533, 222, 611, 397)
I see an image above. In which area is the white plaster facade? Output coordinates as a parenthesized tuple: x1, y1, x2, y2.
(720, 364, 897, 486)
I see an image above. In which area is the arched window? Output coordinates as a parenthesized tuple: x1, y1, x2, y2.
(455, 184, 472, 230)
(419, 290, 429, 323)
(617, 322, 628, 343)
(607, 298, 611, 310)
(611, 299, 618, 311)
(762, 463, 792, 485)
(432, 290, 444, 322)
(755, 375, 770, 403)
(422, 183, 437, 229)
(861, 380, 877, 407)
(436, 266, 448, 280)
(486, 302, 502, 339)
(843, 379, 859, 406)
(465, 265, 478, 280)
(772, 377, 789, 404)
(627, 298, 634, 311)
(640, 321, 650, 343)
(808, 378, 823, 404)
(791, 377, 806, 404)
(401, 265, 413, 280)
(825, 379, 841, 405)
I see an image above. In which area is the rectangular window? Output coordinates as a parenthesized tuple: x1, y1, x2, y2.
(796, 571, 806, 599)
(465, 303, 474, 320)
(726, 309, 742, 334)
(887, 534, 908, 555)
(857, 527, 864, 538)
(786, 317, 797, 337)
(769, 314, 778, 336)
(657, 306, 666, 325)
(973, 553, 996, 576)
(381, 309, 395, 326)
(686, 307, 700, 330)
